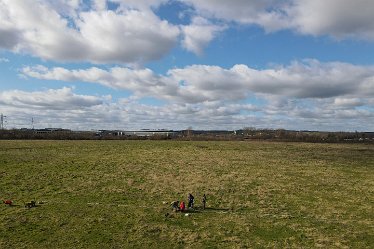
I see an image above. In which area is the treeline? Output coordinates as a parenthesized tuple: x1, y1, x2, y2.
(0, 128, 373, 143)
(0, 129, 94, 140)
(237, 128, 374, 143)
(178, 129, 374, 143)
(0, 129, 174, 140)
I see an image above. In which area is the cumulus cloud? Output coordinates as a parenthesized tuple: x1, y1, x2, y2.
(182, 0, 290, 33)
(22, 60, 374, 103)
(0, 0, 179, 64)
(181, 17, 226, 55)
(0, 28, 21, 49)
(5, 96, 374, 131)
(44, 0, 81, 17)
(183, 0, 374, 40)
(77, 9, 179, 63)
(287, 0, 374, 39)
(1, 85, 372, 131)
(22, 65, 177, 98)
(110, 0, 168, 10)
(257, 94, 374, 130)
(0, 87, 104, 110)
(0, 86, 260, 130)
(1, 0, 374, 66)
(18, 59, 374, 131)
(333, 98, 364, 108)
(2, 1, 373, 131)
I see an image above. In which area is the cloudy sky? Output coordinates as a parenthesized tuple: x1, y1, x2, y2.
(0, 0, 373, 131)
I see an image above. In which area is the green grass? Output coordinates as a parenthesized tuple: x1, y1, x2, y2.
(0, 140, 373, 248)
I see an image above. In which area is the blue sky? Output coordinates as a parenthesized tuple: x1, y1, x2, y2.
(0, 0, 373, 131)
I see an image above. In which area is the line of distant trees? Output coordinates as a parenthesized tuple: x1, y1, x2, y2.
(0, 128, 373, 143)
(178, 128, 374, 143)
(238, 128, 374, 143)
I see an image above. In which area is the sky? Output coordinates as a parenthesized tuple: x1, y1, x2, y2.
(0, 0, 373, 131)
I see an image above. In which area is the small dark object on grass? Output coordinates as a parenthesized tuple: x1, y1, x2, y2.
(202, 194, 207, 210)
(25, 201, 36, 208)
(3, 200, 13, 205)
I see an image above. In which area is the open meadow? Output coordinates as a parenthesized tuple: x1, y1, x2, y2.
(0, 140, 373, 248)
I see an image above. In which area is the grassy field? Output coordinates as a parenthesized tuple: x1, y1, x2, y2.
(0, 140, 373, 248)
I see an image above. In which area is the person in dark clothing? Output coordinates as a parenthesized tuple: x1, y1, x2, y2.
(188, 193, 194, 209)
(202, 194, 207, 210)
(171, 200, 180, 212)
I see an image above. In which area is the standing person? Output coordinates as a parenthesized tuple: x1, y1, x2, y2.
(202, 194, 207, 210)
(188, 193, 194, 209)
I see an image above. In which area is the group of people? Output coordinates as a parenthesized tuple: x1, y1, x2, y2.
(171, 193, 207, 212)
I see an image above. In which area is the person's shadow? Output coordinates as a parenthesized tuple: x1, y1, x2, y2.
(203, 207, 230, 212)
(193, 206, 231, 212)
(4, 204, 22, 207)
(184, 208, 201, 213)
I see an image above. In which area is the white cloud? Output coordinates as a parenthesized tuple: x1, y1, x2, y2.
(1, 1, 373, 131)
(1, 0, 374, 66)
(181, 17, 226, 55)
(0, 57, 9, 62)
(92, 0, 107, 11)
(17, 60, 374, 131)
(1, 85, 372, 131)
(287, 0, 374, 39)
(111, 0, 168, 10)
(0, 87, 104, 110)
(183, 0, 374, 40)
(76, 9, 179, 63)
(182, 0, 290, 32)
(333, 98, 364, 108)
(0, 0, 180, 64)
(45, 0, 81, 16)
(22, 65, 177, 97)
(22, 60, 374, 104)
(0, 86, 259, 130)
(183, 0, 277, 24)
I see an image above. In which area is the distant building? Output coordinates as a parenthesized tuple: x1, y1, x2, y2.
(97, 129, 176, 137)
(35, 128, 70, 134)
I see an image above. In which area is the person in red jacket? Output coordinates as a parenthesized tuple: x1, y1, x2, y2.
(179, 201, 185, 212)
(4, 200, 12, 205)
